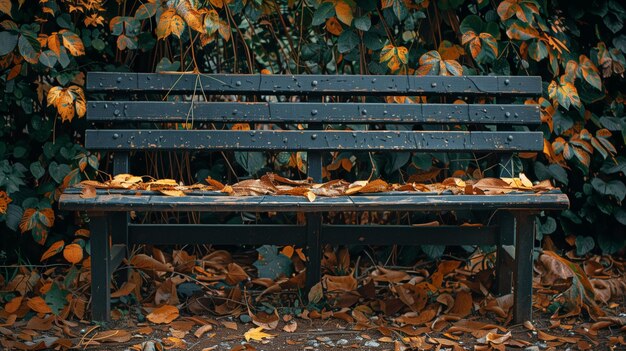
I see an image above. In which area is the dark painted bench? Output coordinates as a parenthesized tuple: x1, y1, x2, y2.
(59, 73, 569, 323)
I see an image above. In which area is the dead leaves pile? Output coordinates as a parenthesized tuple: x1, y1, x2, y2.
(0, 247, 625, 350)
(78, 172, 554, 201)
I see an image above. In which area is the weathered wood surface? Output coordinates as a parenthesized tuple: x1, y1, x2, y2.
(88, 101, 540, 125)
(59, 191, 570, 212)
(86, 73, 541, 96)
(84, 130, 544, 152)
(127, 224, 500, 246)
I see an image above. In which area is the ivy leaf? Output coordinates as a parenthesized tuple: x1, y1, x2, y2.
(60, 30, 84, 56)
(18, 30, 41, 64)
(19, 207, 55, 245)
(312, 2, 334, 26)
(591, 178, 626, 201)
(380, 44, 408, 71)
(417, 50, 463, 76)
(0, 31, 18, 56)
(382, 0, 407, 20)
(38, 50, 57, 68)
(337, 29, 359, 53)
(497, 0, 539, 23)
(575, 236, 595, 256)
(528, 40, 548, 61)
(578, 54, 602, 90)
(157, 9, 186, 39)
(354, 15, 371, 31)
(0, 0, 11, 17)
(506, 22, 539, 40)
(548, 77, 581, 110)
(135, 2, 157, 20)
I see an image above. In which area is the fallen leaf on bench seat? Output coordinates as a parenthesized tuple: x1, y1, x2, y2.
(159, 189, 186, 197)
(80, 185, 96, 198)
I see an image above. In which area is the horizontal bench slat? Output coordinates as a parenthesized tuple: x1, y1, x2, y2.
(84, 130, 543, 152)
(58, 192, 570, 212)
(86, 73, 541, 96)
(88, 101, 540, 125)
(127, 224, 499, 246)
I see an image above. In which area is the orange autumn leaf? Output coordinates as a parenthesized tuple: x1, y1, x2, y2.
(27, 297, 52, 314)
(0, 191, 11, 214)
(325, 17, 343, 36)
(40, 240, 64, 261)
(5, 296, 23, 314)
(63, 243, 83, 264)
(147, 305, 180, 324)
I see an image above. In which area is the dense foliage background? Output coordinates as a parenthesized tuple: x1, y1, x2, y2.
(0, 0, 625, 265)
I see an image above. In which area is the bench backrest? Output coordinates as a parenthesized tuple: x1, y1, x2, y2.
(85, 72, 542, 181)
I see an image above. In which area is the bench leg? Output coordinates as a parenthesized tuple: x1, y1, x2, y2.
(111, 212, 128, 287)
(513, 213, 535, 323)
(305, 213, 322, 292)
(89, 212, 111, 322)
(111, 152, 130, 287)
(495, 212, 514, 295)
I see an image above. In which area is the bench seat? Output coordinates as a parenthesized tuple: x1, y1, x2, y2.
(61, 188, 568, 212)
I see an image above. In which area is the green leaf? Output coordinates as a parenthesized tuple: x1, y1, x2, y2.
(528, 40, 548, 61)
(337, 29, 359, 53)
(38, 50, 57, 68)
(354, 15, 371, 31)
(30, 162, 45, 180)
(234, 152, 266, 176)
(0, 31, 18, 56)
(253, 245, 293, 280)
(48, 161, 71, 184)
(575, 236, 595, 256)
(598, 230, 623, 254)
(591, 178, 626, 201)
(135, 2, 157, 20)
(18, 31, 41, 64)
(421, 245, 445, 259)
(312, 2, 335, 26)
(5, 204, 23, 231)
(44, 282, 67, 315)
(460, 15, 483, 34)
(385, 152, 410, 174)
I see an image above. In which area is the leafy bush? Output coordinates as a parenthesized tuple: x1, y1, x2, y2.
(0, 0, 624, 263)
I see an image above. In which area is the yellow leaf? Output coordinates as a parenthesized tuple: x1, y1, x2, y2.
(146, 305, 179, 324)
(60, 30, 85, 56)
(244, 326, 275, 342)
(46, 86, 63, 107)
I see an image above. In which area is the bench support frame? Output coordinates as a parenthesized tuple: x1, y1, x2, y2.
(89, 209, 538, 324)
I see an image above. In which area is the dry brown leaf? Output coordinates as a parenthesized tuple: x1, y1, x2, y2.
(26, 297, 52, 314)
(146, 305, 179, 324)
(111, 281, 136, 298)
(80, 185, 96, 198)
(130, 254, 173, 272)
(282, 321, 297, 333)
(221, 320, 238, 330)
(194, 324, 213, 338)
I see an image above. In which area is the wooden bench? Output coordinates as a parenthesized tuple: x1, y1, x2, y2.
(59, 72, 569, 323)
